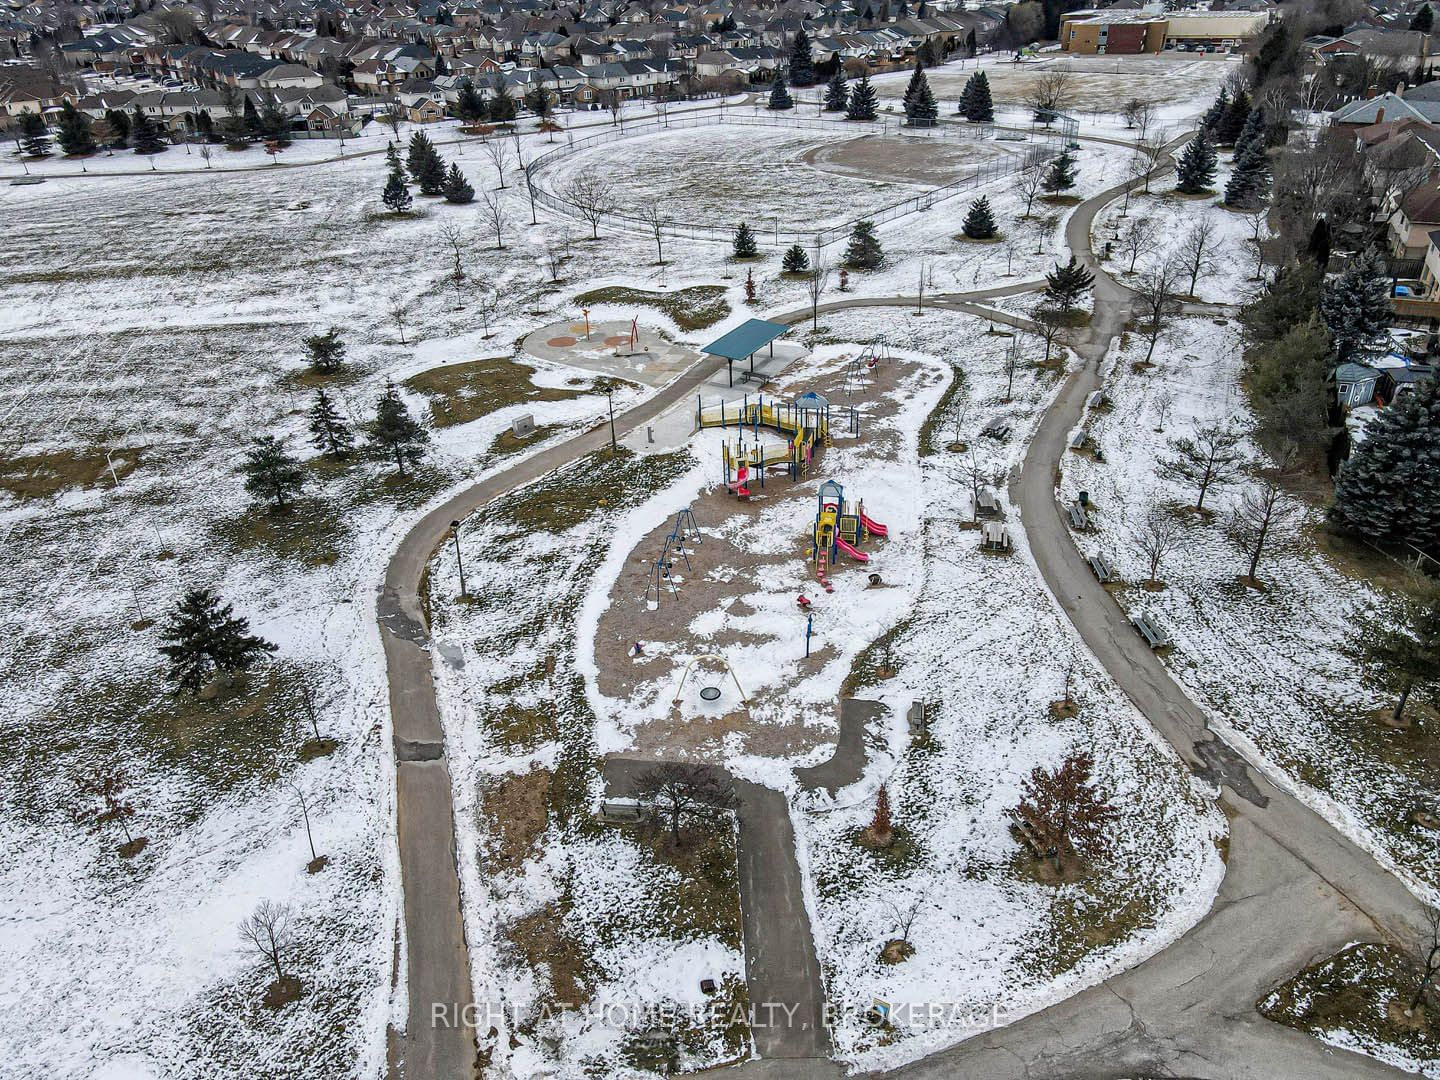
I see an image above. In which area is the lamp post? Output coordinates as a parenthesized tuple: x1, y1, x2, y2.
(450, 519, 468, 597)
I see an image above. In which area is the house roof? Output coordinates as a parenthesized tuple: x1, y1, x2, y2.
(702, 318, 790, 360)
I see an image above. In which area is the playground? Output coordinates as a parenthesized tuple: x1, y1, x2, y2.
(586, 338, 946, 760)
(521, 316, 700, 387)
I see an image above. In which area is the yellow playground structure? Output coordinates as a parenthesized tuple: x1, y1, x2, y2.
(697, 391, 832, 494)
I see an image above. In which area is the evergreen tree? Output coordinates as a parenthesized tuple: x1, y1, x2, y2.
(488, 81, 516, 123)
(382, 164, 413, 213)
(195, 109, 213, 140)
(844, 219, 883, 269)
(1232, 104, 1266, 156)
(242, 435, 306, 512)
(956, 73, 976, 117)
(782, 243, 810, 273)
(1239, 263, 1324, 347)
(370, 383, 430, 476)
(304, 328, 347, 373)
(457, 81, 486, 123)
(1332, 382, 1440, 553)
(1200, 87, 1229, 131)
(1214, 89, 1251, 146)
(902, 59, 925, 113)
(56, 100, 95, 156)
(962, 195, 998, 239)
(243, 93, 260, 133)
(385, 139, 403, 172)
(1175, 130, 1217, 194)
(789, 28, 816, 87)
(524, 85, 552, 121)
(308, 389, 354, 457)
(418, 149, 447, 195)
(845, 72, 878, 121)
(159, 588, 276, 692)
(768, 74, 793, 110)
(964, 70, 994, 122)
(1223, 132, 1271, 209)
(1320, 246, 1391, 360)
(16, 110, 50, 157)
(733, 221, 758, 258)
(442, 161, 475, 203)
(823, 67, 849, 111)
(1307, 218, 1332, 269)
(1242, 314, 1334, 457)
(407, 130, 437, 180)
(1044, 256, 1095, 312)
(104, 107, 131, 146)
(904, 65, 937, 125)
(130, 107, 165, 154)
(257, 98, 291, 146)
(1042, 148, 1077, 193)
(1413, 2, 1434, 32)
(1348, 576, 1440, 725)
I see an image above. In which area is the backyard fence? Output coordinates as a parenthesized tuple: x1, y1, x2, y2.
(522, 108, 1063, 251)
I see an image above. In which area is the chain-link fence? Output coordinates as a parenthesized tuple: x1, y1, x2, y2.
(523, 109, 1061, 250)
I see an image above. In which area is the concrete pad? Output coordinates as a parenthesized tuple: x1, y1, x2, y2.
(522, 319, 700, 387)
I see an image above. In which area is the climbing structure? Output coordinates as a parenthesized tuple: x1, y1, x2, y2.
(809, 480, 888, 592)
(697, 392, 831, 488)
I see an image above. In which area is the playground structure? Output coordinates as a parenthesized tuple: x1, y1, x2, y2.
(810, 480, 888, 593)
(646, 507, 702, 606)
(697, 391, 838, 493)
(842, 341, 892, 399)
(670, 652, 748, 708)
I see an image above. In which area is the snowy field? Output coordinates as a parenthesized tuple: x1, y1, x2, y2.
(1062, 315, 1440, 901)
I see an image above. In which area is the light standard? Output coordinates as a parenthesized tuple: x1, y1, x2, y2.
(450, 519, 468, 597)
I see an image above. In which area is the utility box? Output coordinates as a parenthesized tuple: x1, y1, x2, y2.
(512, 413, 536, 438)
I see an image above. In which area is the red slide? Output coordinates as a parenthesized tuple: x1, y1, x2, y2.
(834, 536, 870, 562)
(728, 464, 751, 497)
(858, 511, 888, 538)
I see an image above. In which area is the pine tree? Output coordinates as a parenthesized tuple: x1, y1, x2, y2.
(1223, 134, 1271, 209)
(1044, 256, 1096, 312)
(904, 65, 938, 125)
(457, 81, 486, 124)
(488, 81, 516, 123)
(104, 107, 131, 147)
(733, 221, 758, 258)
(1042, 148, 1077, 193)
(16, 109, 50, 157)
(782, 243, 810, 273)
(844, 219, 883, 269)
(789, 28, 816, 87)
(407, 131, 437, 181)
(845, 72, 878, 121)
(243, 435, 306, 512)
(304, 328, 346, 373)
(962, 195, 998, 239)
(1413, 2, 1434, 32)
(823, 67, 849, 112)
(1232, 104, 1266, 156)
(1333, 382, 1440, 554)
(308, 389, 353, 457)
(159, 588, 277, 692)
(768, 74, 793, 110)
(902, 59, 926, 113)
(1175, 130, 1217, 194)
(243, 93, 260, 133)
(418, 149, 447, 196)
(382, 165, 413, 213)
(370, 383, 430, 476)
(965, 70, 994, 122)
(1200, 87, 1229, 131)
(443, 161, 475, 203)
(524, 85, 552, 120)
(956, 73, 976, 117)
(1348, 576, 1440, 725)
(1214, 89, 1252, 147)
(385, 140, 403, 172)
(257, 98, 291, 147)
(1320, 246, 1391, 360)
(130, 107, 165, 154)
(56, 100, 95, 156)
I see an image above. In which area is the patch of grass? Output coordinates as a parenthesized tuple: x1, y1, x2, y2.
(919, 364, 968, 458)
(509, 900, 594, 1009)
(213, 497, 348, 567)
(842, 617, 913, 696)
(404, 356, 585, 429)
(489, 423, 562, 457)
(1021, 881, 1159, 980)
(850, 823, 925, 873)
(493, 447, 693, 535)
(1259, 943, 1437, 1067)
(0, 446, 141, 499)
(631, 822, 744, 948)
(484, 767, 552, 871)
(572, 285, 730, 332)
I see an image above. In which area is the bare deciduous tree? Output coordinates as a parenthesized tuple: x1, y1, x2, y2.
(636, 203, 671, 264)
(1153, 387, 1174, 432)
(1132, 261, 1184, 366)
(1408, 906, 1440, 1016)
(239, 900, 297, 987)
(76, 769, 146, 856)
(481, 134, 511, 188)
(1119, 217, 1157, 275)
(1226, 478, 1292, 583)
(1176, 219, 1220, 297)
(806, 251, 831, 330)
(1026, 70, 1072, 126)
(1135, 501, 1183, 586)
(1137, 131, 1170, 194)
(1033, 306, 1066, 365)
(562, 167, 617, 239)
(1014, 155, 1047, 218)
(480, 189, 506, 250)
(632, 762, 737, 847)
(1159, 423, 1246, 511)
(388, 298, 410, 344)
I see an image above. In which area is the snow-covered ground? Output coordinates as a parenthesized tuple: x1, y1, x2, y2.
(1063, 314, 1440, 902)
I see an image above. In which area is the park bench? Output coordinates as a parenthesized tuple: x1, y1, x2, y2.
(596, 799, 652, 825)
(907, 701, 927, 737)
(981, 522, 1012, 553)
(1131, 615, 1171, 650)
(1086, 391, 1105, 409)
(981, 418, 1011, 441)
(1088, 554, 1118, 583)
(976, 489, 1001, 518)
(1066, 502, 1090, 530)
(1067, 429, 1088, 450)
